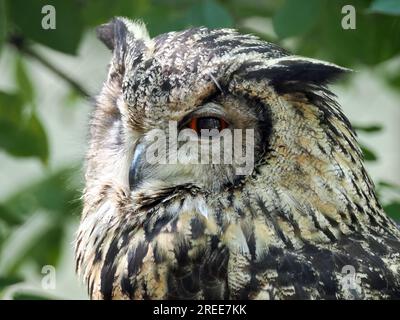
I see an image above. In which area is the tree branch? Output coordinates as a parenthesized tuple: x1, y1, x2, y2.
(8, 35, 90, 99)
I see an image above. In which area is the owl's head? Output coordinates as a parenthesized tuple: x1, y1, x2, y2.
(77, 18, 400, 300)
(87, 17, 359, 203)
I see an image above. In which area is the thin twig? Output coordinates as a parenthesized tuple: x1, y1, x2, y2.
(8, 35, 90, 99)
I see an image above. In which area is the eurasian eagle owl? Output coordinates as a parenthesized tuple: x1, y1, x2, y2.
(75, 18, 400, 299)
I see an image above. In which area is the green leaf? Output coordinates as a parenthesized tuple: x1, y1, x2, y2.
(378, 180, 400, 190)
(16, 113, 48, 163)
(383, 201, 400, 220)
(0, 0, 6, 52)
(3, 166, 81, 220)
(140, 5, 187, 37)
(369, 0, 400, 15)
(273, 0, 323, 38)
(0, 213, 51, 275)
(385, 71, 400, 90)
(294, 0, 400, 67)
(223, 0, 278, 19)
(81, 0, 148, 27)
(15, 57, 35, 104)
(0, 166, 81, 273)
(0, 275, 23, 291)
(360, 145, 378, 161)
(81, 0, 121, 27)
(7, 0, 84, 55)
(185, 0, 234, 29)
(353, 124, 383, 133)
(0, 91, 49, 163)
(12, 292, 50, 300)
(0, 204, 23, 226)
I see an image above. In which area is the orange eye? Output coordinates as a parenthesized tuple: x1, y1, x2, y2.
(187, 117, 228, 134)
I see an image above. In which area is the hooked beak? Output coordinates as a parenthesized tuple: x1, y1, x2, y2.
(128, 142, 146, 190)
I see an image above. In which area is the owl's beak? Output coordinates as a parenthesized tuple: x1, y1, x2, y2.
(128, 142, 146, 190)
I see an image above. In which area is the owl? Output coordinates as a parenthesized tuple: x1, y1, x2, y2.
(75, 17, 400, 300)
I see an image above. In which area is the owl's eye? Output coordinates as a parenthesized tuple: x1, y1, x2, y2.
(186, 117, 228, 134)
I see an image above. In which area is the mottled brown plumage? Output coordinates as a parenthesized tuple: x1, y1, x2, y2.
(75, 18, 400, 300)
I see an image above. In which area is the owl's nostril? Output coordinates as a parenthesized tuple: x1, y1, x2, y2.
(129, 142, 146, 190)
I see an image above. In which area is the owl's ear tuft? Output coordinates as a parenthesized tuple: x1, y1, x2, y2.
(96, 18, 129, 74)
(96, 18, 151, 77)
(241, 56, 351, 90)
(268, 57, 351, 86)
(96, 18, 128, 51)
(96, 17, 150, 51)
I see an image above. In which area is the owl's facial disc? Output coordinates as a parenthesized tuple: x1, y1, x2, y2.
(128, 99, 268, 193)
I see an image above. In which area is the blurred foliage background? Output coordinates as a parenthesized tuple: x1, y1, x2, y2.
(0, 0, 399, 299)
